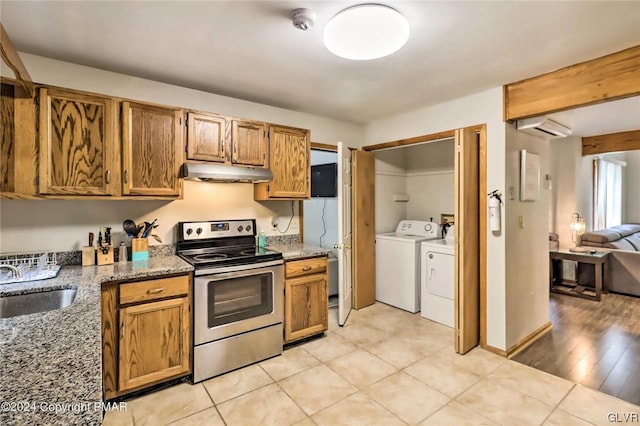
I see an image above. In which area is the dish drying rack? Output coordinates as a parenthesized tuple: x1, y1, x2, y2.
(0, 251, 61, 284)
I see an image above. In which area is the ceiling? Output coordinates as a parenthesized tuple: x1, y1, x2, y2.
(2, 1, 640, 129)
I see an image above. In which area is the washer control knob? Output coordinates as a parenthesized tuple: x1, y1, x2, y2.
(425, 224, 432, 232)
(237, 225, 244, 232)
(196, 227, 203, 235)
(246, 225, 252, 232)
(407, 223, 412, 228)
(186, 228, 193, 235)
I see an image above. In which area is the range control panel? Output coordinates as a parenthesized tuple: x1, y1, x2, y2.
(179, 220, 255, 240)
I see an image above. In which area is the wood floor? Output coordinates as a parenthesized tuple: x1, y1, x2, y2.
(513, 292, 640, 405)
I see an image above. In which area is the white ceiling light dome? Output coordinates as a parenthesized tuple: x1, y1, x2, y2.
(324, 4, 410, 60)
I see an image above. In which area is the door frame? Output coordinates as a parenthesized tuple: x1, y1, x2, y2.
(363, 125, 488, 349)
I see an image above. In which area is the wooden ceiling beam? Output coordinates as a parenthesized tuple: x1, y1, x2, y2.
(0, 22, 34, 98)
(504, 45, 640, 122)
(582, 129, 640, 156)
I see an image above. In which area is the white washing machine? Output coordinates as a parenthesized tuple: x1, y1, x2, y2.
(375, 220, 440, 313)
(420, 227, 455, 327)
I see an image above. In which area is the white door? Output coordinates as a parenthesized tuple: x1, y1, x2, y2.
(337, 142, 352, 326)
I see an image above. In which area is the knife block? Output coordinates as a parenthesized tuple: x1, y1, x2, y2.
(96, 246, 114, 265)
(131, 238, 149, 262)
(82, 246, 96, 266)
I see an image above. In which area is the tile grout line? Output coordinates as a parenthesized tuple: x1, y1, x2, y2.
(201, 382, 229, 426)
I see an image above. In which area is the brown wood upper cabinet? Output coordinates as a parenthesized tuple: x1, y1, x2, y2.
(39, 87, 118, 195)
(254, 125, 310, 200)
(1, 81, 38, 195)
(231, 119, 267, 167)
(186, 112, 227, 163)
(122, 101, 183, 196)
(186, 112, 267, 168)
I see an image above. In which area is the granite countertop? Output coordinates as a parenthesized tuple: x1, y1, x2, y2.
(268, 243, 331, 260)
(0, 256, 193, 426)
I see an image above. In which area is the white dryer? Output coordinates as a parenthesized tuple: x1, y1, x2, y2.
(420, 226, 455, 327)
(375, 220, 440, 313)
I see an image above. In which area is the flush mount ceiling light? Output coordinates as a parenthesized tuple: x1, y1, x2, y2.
(324, 4, 410, 60)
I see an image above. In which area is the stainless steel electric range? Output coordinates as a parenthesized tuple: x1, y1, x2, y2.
(177, 219, 284, 383)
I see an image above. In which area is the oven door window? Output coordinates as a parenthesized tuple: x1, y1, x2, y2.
(207, 272, 273, 328)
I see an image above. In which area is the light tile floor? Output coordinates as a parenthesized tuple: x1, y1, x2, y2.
(104, 303, 639, 426)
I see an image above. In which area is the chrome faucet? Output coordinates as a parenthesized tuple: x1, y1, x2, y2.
(0, 265, 22, 280)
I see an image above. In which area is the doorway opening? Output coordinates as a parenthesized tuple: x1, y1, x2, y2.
(361, 125, 487, 353)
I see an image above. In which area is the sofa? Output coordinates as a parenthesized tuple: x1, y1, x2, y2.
(580, 224, 640, 297)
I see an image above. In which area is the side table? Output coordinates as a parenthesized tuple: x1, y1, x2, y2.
(549, 249, 610, 301)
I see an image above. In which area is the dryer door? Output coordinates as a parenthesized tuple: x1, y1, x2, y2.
(426, 251, 454, 300)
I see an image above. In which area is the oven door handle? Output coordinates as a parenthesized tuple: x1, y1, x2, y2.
(195, 259, 284, 276)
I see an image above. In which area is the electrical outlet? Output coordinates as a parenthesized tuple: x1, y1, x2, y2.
(290, 218, 299, 229)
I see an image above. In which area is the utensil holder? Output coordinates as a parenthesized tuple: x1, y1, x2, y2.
(131, 238, 149, 261)
(96, 246, 114, 265)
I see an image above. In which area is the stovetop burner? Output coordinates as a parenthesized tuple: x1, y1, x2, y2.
(192, 253, 229, 262)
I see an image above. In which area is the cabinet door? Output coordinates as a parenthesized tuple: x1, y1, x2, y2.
(232, 120, 267, 167)
(186, 112, 227, 162)
(119, 297, 190, 392)
(284, 273, 327, 343)
(122, 102, 183, 196)
(39, 88, 117, 195)
(267, 125, 310, 198)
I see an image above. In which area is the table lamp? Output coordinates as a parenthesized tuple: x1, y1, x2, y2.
(569, 212, 586, 253)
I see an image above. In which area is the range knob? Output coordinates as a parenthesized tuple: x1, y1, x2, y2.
(424, 224, 432, 232)
(246, 225, 252, 232)
(237, 225, 244, 232)
(196, 227, 203, 235)
(186, 228, 193, 235)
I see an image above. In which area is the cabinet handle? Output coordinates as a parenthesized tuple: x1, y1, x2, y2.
(106, 169, 111, 184)
(146, 288, 164, 294)
(221, 140, 224, 153)
(302, 266, 312, 271)
(124, 169, 128, 184)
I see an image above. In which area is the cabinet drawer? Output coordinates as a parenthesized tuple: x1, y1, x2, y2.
(119, 275, 189, 305)
(285, 257, 327, 278)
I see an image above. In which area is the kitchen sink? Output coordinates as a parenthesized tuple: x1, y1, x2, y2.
(0, 288, 78, 319)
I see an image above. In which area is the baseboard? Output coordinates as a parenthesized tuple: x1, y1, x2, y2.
(506, 322, 553, 359)
(481, 321, 553, 359)
(483, 344, 507, 357)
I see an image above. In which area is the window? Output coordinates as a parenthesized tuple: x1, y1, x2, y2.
(593, 158, 623, 229)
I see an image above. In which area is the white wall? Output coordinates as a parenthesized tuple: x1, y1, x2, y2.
(625, 151, 640, 223)
(0, 54, 364, 252)
(405, 140, 455, 225)
(504, 124, 550, 349)
(303, 150, 338, 254)
(365, 87, 508, 351)
(549, 137, 588, 248)
(374, 149, 407, 234)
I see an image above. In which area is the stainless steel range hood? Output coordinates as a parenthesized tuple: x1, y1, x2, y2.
(183, 162, 273, 183)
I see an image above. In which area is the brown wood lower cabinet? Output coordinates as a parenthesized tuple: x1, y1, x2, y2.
(284, 256, 328, 344)
(102, 273, 191, 400)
